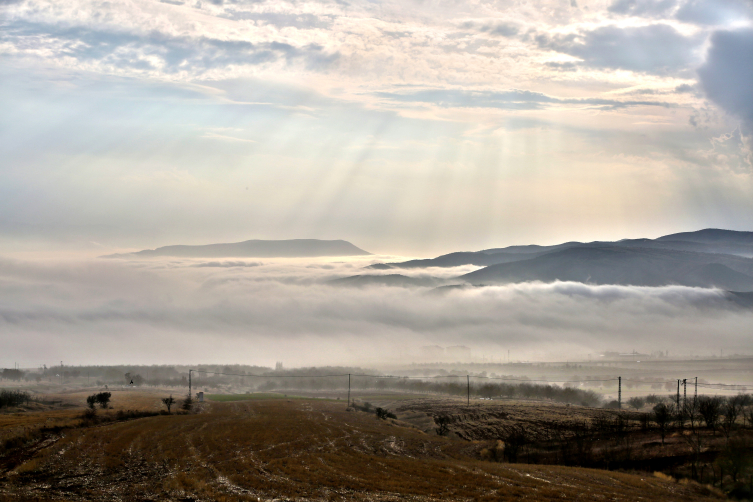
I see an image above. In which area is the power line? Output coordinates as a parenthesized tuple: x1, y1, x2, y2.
(185, 369, 750, 391)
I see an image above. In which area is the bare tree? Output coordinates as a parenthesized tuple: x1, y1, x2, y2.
(721, 395, 744, 438)
(653, 402, 674, 446)
(685, 395, 700, 430)
(162, 395, 175, 414)
(718, 435, 752, 484)
(698, 396, 722, 434)
(683, 397, 703, 480)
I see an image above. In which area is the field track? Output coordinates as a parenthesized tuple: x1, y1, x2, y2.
(1, 396, 723, 501)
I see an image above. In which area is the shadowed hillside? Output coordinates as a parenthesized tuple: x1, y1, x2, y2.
(460, 246, 753, 290)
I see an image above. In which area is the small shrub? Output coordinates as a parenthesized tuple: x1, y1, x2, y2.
(95, 392, 111, 409)
(375, 407, 397, 420)
(162, 395, 175, 413)
(435, 416, 451, 436)
(627, 396, 646, 409)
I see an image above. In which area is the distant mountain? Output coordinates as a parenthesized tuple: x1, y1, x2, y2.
(460, 246, 753, 291)
(103, 239, 371, 258)
(329, 274, 444, 288)
(657, 229, 753, 244)
(369, 229, 753, 270)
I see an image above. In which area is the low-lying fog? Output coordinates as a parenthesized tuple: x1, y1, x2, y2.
(1, 255, 752, 367)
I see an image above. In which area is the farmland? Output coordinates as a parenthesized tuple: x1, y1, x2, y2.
(0, 390, 728, 501)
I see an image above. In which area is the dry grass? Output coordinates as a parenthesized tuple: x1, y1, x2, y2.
(0, 393, 728, 501)
(0, 395, 724, 501)
(392, 397, 628, 440)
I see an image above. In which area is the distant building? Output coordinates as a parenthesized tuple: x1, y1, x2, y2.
(275, 361, 284, 371)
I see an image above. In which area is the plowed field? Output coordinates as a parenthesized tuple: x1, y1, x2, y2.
(0, 396, 723, 501)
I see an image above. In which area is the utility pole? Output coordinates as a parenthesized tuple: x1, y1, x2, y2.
(683, 379, 687, 412)
(189, 369, 192, 400)
(676, 380, 680, 409)
(694, 377, 698, 403)
(347, 374, 351, 407)
(467, 375, 470, 405)
(618, 376, 622, 409)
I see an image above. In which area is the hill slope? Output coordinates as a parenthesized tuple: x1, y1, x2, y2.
(0, 396, 723, 502)
(371, 229, 753, 270)
(103, 239, 371, 258)
(460, 246, 753, 290)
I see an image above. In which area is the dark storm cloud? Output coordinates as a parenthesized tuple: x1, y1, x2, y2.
(537, 24, 701, 74)
(697, 29, 753, 130)
(375, 88, 673, 110)
(1, 20, 339, 73)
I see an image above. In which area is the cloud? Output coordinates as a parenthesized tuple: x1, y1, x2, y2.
(375, 88, 672, 111)
(608, 0, 677, 17)
(1, 257, 751, 366)
(459, 20, 520, 37)
(538, 24, 702, 74)
(1, 20, 339, 75)
(222, 11, 335, 29)
(698, 29, 753, 131)
(192, 260, 262, 267)
(676, 0, 753, 26)
(701, 127, 753, 173)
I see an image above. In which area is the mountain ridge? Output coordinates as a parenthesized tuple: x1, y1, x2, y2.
(459, 245, 753, 291)
(102, 239, 371, 259)
(368, 229, 753, 270)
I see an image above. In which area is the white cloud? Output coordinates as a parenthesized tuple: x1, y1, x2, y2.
(1, 257, 751, 366)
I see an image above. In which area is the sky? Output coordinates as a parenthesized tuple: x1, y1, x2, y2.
(1, 0, 752, 257)
(2, 0, 753, 369)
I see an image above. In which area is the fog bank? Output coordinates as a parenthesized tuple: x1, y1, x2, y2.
(1, 256, 751, 368)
